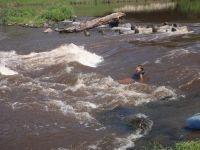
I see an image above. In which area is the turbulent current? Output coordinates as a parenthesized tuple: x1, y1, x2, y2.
(0, 19, 200, 150)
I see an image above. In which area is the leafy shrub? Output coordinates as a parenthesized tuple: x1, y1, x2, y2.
(42, 5, 74, 22)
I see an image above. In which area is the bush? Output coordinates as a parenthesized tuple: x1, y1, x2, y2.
(42, 5, 74, 22)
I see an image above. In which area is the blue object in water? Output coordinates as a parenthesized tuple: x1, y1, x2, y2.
(186, 113, 200, 129)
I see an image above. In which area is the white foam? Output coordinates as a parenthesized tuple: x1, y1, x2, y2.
(114, 129, 143, 150)
(0, 51, 18, 75)
(155, 48, 190, 63)
(152, 86, 177, 100)
(114, 113, 153, 150)
(0, 43, 103, 76)
(47, 100, 96, 122)
(76, 101, 98, 109)
(69, 73, 179, 108)
(23, 43, 103, 68)
(0, 63, 18, 75)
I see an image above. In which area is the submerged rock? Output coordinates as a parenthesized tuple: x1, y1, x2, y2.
(98, 28, 106, 35)
(131, 24, 137, 30)
(119, 29, 123, 34)
(152, 27, 159, 33)
(126, 114, 153, 135)
(84, 30, 90, 36)
(43, 28, 53, 33)
(135, 28, 139, 34)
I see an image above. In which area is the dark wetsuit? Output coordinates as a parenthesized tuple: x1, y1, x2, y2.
(131, 71, 145, 81)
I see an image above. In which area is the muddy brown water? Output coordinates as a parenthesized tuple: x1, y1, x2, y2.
(0, 12, 200, 150)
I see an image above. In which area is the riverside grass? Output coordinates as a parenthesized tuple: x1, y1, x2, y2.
(0, 5, 74, 26)
(0, 0, 159, 6)
(174, 0, 200, 18)
(144, 139, 200, 150)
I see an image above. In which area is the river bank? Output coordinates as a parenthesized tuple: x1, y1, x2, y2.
(1, 0, 200, 28)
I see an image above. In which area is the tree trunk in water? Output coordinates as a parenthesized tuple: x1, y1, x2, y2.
(56, 12, 126, 33)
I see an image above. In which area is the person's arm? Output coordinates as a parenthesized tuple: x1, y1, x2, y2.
(116, 78, 134, 83)
(140, 74, 144, 83)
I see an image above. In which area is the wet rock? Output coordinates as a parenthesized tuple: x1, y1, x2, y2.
(43, 28, 53, 33)
(71, 15, 77, 22)
(119, 29, 123, 34)
(22, 24, 29, 28)
(171, 27, 177, 32)
(99, 28, 106, 35)
(18, 23, 24, 26)
(163, 22, 168, 26)
(109, 20, 119, 27)
(43, 22, 49, 28)
(126, 114, 153, 135)
(99, 28, 103, 33)
(131, 24, 136, 30)
(84, 30, 90, 36)
(135, 28, 139, 34)
(173, 23, 178, 27)
(7, 24, 12, 26)
(152, 27, 158, 33)
(101, 30, 106, 35)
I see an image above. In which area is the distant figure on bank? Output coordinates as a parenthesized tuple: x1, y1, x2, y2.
(117, 65, 145, 83)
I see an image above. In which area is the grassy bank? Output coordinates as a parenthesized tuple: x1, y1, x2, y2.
(0, 5, 74, 26)
(174, 0, 200, 19)
(0, 0, 171, 25)
(144, 139, 200, 150)
(0, 0, 171, 6)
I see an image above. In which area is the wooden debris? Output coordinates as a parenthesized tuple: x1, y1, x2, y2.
(55, 12, 126, 33)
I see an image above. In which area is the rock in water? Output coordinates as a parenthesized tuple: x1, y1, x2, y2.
(43, 22, 49, 28)
(173, 23, 178, 27)
(135, 28, 139, 34)
(163, 22, 168, 26)
(43, 28, 53, 33)
(131, 24, 136, 30)
(101, 30, 106, 35)
(99, 28, 106, 35)
(119, 29, 123, 34)
(84, 30, 90, 36)
(126, 114, 153, 135)
(152, 27, 158, 33)
(171, 27, 177, 32)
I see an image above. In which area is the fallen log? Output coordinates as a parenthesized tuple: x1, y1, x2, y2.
(55, 12, 126, 33)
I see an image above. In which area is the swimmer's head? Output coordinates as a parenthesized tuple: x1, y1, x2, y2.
(136, 65, 144, 71)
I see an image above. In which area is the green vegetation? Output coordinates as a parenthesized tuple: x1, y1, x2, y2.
(174, 0, 200, 18)
(0, 0, 172, 6)
(144, 139, 200, 150)
(0, 7, 42, 25)
(0, 5, 74, 26)
(42, 5, 74, 21)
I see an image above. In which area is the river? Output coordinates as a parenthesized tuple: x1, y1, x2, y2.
(0, 10, 200, 150)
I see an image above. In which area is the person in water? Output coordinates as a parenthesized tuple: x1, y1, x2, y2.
(117, 65, 145, 83)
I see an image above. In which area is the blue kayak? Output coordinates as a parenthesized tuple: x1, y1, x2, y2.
(186, 113, 200, 129)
